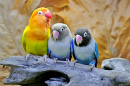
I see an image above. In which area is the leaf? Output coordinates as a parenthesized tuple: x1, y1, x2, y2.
(0, 0, 41, 59)
(0, 0, 129, 70)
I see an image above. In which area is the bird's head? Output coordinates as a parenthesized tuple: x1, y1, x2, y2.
(51, 23, 71, 41)
(74, 28, 91, 46)
(29, 7, 52, 29)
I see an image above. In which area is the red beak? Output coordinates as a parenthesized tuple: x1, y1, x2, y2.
(45, 11, 52, 22)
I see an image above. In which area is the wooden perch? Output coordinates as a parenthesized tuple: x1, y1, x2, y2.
(0, 56, 130, 86)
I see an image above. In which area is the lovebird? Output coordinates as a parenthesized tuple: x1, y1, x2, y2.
(48, 23, 73, 63)
(22, 7, 52, 61)
(73, 28, 99, 69)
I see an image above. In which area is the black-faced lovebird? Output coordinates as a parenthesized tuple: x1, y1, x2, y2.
(73, 28, 99, 70)
(48, 23, 73, 63)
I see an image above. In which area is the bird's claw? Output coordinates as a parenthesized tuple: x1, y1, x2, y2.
(43, 55, 48, 64)
(32, 55, 48, 64)
(25, 54, 31, 62)
(66, 59, 70, 66)
(89, 64, 95, 71)
(74, 60, 77, 66)
(54, 58, 58, 64)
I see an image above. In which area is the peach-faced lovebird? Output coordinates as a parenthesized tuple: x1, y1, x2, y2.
(48, 23, 73, 64)
(73, 28, 99, 70)
(22, 7, 52, 61)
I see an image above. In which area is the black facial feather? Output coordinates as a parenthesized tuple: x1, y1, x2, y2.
(74, 28, 91, 46)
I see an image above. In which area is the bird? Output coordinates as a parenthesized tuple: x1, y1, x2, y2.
(73, 28, 99, 70)
(22, 7, 52, 61)
(48, 23, 73, 64)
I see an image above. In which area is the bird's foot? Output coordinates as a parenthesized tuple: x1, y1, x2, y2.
(66, 59, 70, 66)
(88, 64, 95, 71)
(71, 60, 77, 70)
(54, 58, 58, 64)
(25, 54, 32, 62)
(43, 55, 48, 64)
(74, 60, 77, 66)
(33, 55, 48, 64)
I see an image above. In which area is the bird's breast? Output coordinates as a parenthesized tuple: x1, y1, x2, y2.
(48, 37, 71, 57)
(74, 39, 95, 61)
(49, 41, 70, 56)
(27, 28, 49, 41)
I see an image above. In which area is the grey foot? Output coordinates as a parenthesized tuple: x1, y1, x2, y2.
(43, 55, 48, 64)
(33, 55, 48, 64)
(25, 54, 31, 62)
(89, 64, 95, 71)
(66, 59, 70, 66)
(74, 60, 77, 66)
(54, 58, 58, 64)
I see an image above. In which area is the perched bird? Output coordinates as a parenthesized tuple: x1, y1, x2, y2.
(48, 23, 73, 63)
(22, 7, 52, 61)
(73, 28, 99, 69)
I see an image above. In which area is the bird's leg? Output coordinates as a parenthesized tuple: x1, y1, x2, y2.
(74, 60, 78, 66)
(54, 58, 58, 64)
(43, 55, 48, 64)
(66, 59, 70, 66)
(89, 64, 95, 71)
(25, 54, 31, 61)
(89, 59, 96, 71)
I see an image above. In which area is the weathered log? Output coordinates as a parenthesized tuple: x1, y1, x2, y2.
(0, 56, 130, 86)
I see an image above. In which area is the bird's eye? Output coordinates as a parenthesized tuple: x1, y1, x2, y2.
(84, 32, 87, 37)
(60, 28, 64, 32)
(38, 11, 43, 15)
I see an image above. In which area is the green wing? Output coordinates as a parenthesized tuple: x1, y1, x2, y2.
(22, 28, 27, 52)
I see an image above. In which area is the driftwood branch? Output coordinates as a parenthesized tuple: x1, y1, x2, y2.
(0, 56, 130, 86)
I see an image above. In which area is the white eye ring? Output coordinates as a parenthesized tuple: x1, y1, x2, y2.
(38, 11, 43, 15)
(84, 32, 87, 37)
(60, 28, 64, 32)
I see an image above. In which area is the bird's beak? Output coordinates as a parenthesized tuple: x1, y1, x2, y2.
(53, 30, 59, 41)
(44, 11, 52, 22)
(76, 35, 82, 46)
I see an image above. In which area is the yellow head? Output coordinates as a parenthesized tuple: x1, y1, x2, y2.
(29, 7, 52, 29)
